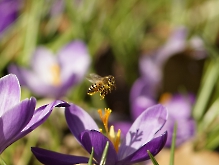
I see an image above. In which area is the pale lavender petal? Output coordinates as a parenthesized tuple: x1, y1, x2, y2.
(80, 130, 118, 165)
(117, 132, 167, 164)
(118, 104, 167, 159)
(189, 36, 207, 59)
(131, 96, 156, 120)
(8, 65, 27, 86)
(155, 27, 187, 66)
(0, 97, 36, 154)
(31, 147, 89, 165)
(139, 57, 162, 96)
(161, 116, 195, 147)
(163, 94, 195, 119)
(14, 100, 69, 141)
(58, 40, 91, 83)
(31, 47, 57, 83)
(0, 74, 21, 116)
(65, 104, 99, 142)
(10, 67, 55, 96)
(113, 122, 132, 139)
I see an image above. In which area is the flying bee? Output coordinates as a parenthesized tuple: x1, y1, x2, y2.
(87, 73, 116, 99)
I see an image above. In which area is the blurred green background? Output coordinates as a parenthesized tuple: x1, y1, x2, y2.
(1, 0, 219, 164)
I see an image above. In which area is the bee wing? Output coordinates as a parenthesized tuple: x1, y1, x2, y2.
(86, 73, 102, 83)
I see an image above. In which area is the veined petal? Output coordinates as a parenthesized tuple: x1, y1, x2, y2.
(65, 104, 99, 142)
(117, 132, 167, 164)
(0, 74, 21, 116)
(0, 97, 36, 154)
(58, 40, 91, 83)
(31, 147, 89, 165)
(118, 104, 167, 159)
(80, 130, 118, 165)
(14, 100, 69, 141)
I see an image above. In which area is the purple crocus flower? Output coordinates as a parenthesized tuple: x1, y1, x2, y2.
(0, 0, 21, 34)
(159, 93, 196, 147)
(32, 103, 168, 165)
(10, 40, 91, 98)
(0, 74, 69, 154)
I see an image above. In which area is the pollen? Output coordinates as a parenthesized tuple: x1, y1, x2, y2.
(50, 63, 61, 86)
(98, 108, 121, 153)
(98, 108, 111, 133)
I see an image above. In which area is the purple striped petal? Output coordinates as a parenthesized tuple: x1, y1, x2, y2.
(118, 104, 167, 159)
(0, 74, 21, 116)
(65, 104, 99, 142)
(31, 147, 89, 165)
(117, 131, 167, 164)
(80, 130, 118, 165)
(14, 100, 69, 140)
(0, 97, 36, 154)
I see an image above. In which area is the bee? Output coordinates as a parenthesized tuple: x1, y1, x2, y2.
(87, 73, 116, 99)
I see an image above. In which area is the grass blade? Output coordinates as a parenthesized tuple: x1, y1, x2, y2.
(147, 150, 159, 165)
(99, 141, 109, 165)
(88, 147, 94, 165)
(169, 123, 177, 165)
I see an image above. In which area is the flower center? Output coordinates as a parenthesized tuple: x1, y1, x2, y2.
(159, 92, 172, 103)
(49, 63, 61, 86)
(98, 108, 121, 152)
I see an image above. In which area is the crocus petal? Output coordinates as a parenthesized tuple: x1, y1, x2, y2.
(163, 94, 195, 119)
(65, 104, 99, 142)
(80, 130, 118, 165)
(155, 27, 187, 66)
(10, 67, 69, 98)
(0, 97, 36, 154)
(14, 100, 69, 141)
(117, 132, 167, 164)
(162, 117, 195, 147)
(118, 104, 167, 159)
(31, 147, 89, 165)
(0, 74, 21, 116)
(58, 40, 91, 83)
(131, 96, 156, 120)
(0, 0, 20, 33)
(113, 121, 132, 138)
(31, 47, 57, 81)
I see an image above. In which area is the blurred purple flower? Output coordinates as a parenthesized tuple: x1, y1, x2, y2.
(159, 93, 196, 147)
(32, 104, 168, 165)
(10, 40, 91, 98)
(0, 0, 21, 34)
(115, 27, 198, 147)
(0, 74, 69, 154)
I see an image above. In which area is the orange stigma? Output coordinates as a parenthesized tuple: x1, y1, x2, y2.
(98, 108, 121, 152)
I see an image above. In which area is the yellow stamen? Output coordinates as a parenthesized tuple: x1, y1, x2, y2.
(114, 129, 121, 152)
(97, 108, 112, 134)
(50, 63, 61, 86)
(97, 108, 121, 153)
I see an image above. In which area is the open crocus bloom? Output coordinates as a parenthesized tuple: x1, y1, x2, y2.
(0, 74, 69, 154)
(10, 40, 91, 98)
(32, 103, 168, 165)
